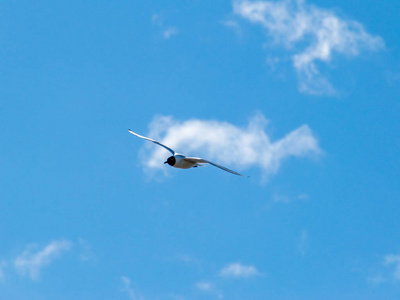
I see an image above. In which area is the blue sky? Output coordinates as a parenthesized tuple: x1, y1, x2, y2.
(1, 0, 399, 299)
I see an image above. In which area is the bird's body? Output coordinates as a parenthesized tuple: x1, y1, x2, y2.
(166, 154, 195, 169)
(166, 154, 209, 169)
(128, 129, 247, 177)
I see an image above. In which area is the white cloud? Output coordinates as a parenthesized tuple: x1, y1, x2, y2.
(384, 254, 400, 281)
(233, 0, 384, 94)
(219, 262, 260, 278)
(14, 240, 72, 280)
(121, 276, 144, 300)
(140, 113, 321, 179)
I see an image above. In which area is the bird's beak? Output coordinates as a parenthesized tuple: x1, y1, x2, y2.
(164, 161, 167, 164)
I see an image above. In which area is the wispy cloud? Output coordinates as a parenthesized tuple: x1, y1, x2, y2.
(196, 281, 223, 299)
(140, 113, 321, 179)
(152, 14, 179, 40)
(233, 0, 384, 94)
(14, 240, 72, 280)
(384, 254, 400, 281)
(219, 262, 261, 278)
(121, 276, 144, 300)
(367, 274, 387, 285)
(78, 239, 97, 262)
(177, 254, 203, 271)
(367, 253, 400, 285)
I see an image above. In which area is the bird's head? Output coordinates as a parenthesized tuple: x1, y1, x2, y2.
(164, 156, 176, 166)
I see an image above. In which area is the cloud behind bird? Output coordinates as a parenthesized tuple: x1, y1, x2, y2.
(139, 113, 321, 179)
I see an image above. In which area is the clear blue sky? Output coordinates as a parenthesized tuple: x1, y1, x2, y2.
(1, 1, 399, 299)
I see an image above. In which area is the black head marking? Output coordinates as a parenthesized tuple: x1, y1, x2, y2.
(164, 156, 176, 166)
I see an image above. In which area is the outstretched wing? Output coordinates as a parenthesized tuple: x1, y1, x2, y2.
(184, 157, 248, 177)
(128, 129, 175, 155)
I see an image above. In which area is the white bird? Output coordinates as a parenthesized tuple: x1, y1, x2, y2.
(128, 129, 247, 177)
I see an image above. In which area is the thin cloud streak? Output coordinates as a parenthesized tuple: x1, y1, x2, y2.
(140, 113, 321, 179)
(233, 0, 384, 94)
(121, 276, 144, 300)
(14, 240, 72, 280)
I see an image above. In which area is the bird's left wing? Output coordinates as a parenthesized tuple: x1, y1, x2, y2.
(184, 157, 248, 177)
(128, 129, 175, 155)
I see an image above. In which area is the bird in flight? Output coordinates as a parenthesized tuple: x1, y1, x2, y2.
(128, 129, 247, 177)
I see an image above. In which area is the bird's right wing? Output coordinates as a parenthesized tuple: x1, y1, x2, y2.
(128, 129, 175, 155)
(184, 157, 248, 177)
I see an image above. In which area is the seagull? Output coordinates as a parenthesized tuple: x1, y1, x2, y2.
(128, 129, 247, 177)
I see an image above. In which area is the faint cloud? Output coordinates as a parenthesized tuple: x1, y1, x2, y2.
(14, 240, 72, 280)
(196, 281, 223, 299)
(265, 55, 281, 70)
(368, 274, 387, 285)
(384, 254, 400, 281)
(233, 0, 384, 95)
(367, 253, 400, 285)
(177, 254, 202, 270)
(163, 27, 179, 39)
(297, 230, 309, 255)
(121, 276, 144, 300)
(140, 113, 321, 181)
(298, 193, 309, 200)
(221, 19, 243, 36)
(0, 261, 6, 282)
(272, 193, 309, 204)
(385, 70, 400, 87)
(272, 194, 292, 203)
(152, 13, 179, 40)
(219, 262, 261, 278)
(196, 281, 213, 291)
(221, 19, 240, 29)
(177, 254, 198, 264)
(78, 239, 97, 262)
(166, 294, 186, 300)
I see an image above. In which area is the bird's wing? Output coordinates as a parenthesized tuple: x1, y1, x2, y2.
(128, 129, 175, 155)
(184, 157, 248, 177)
